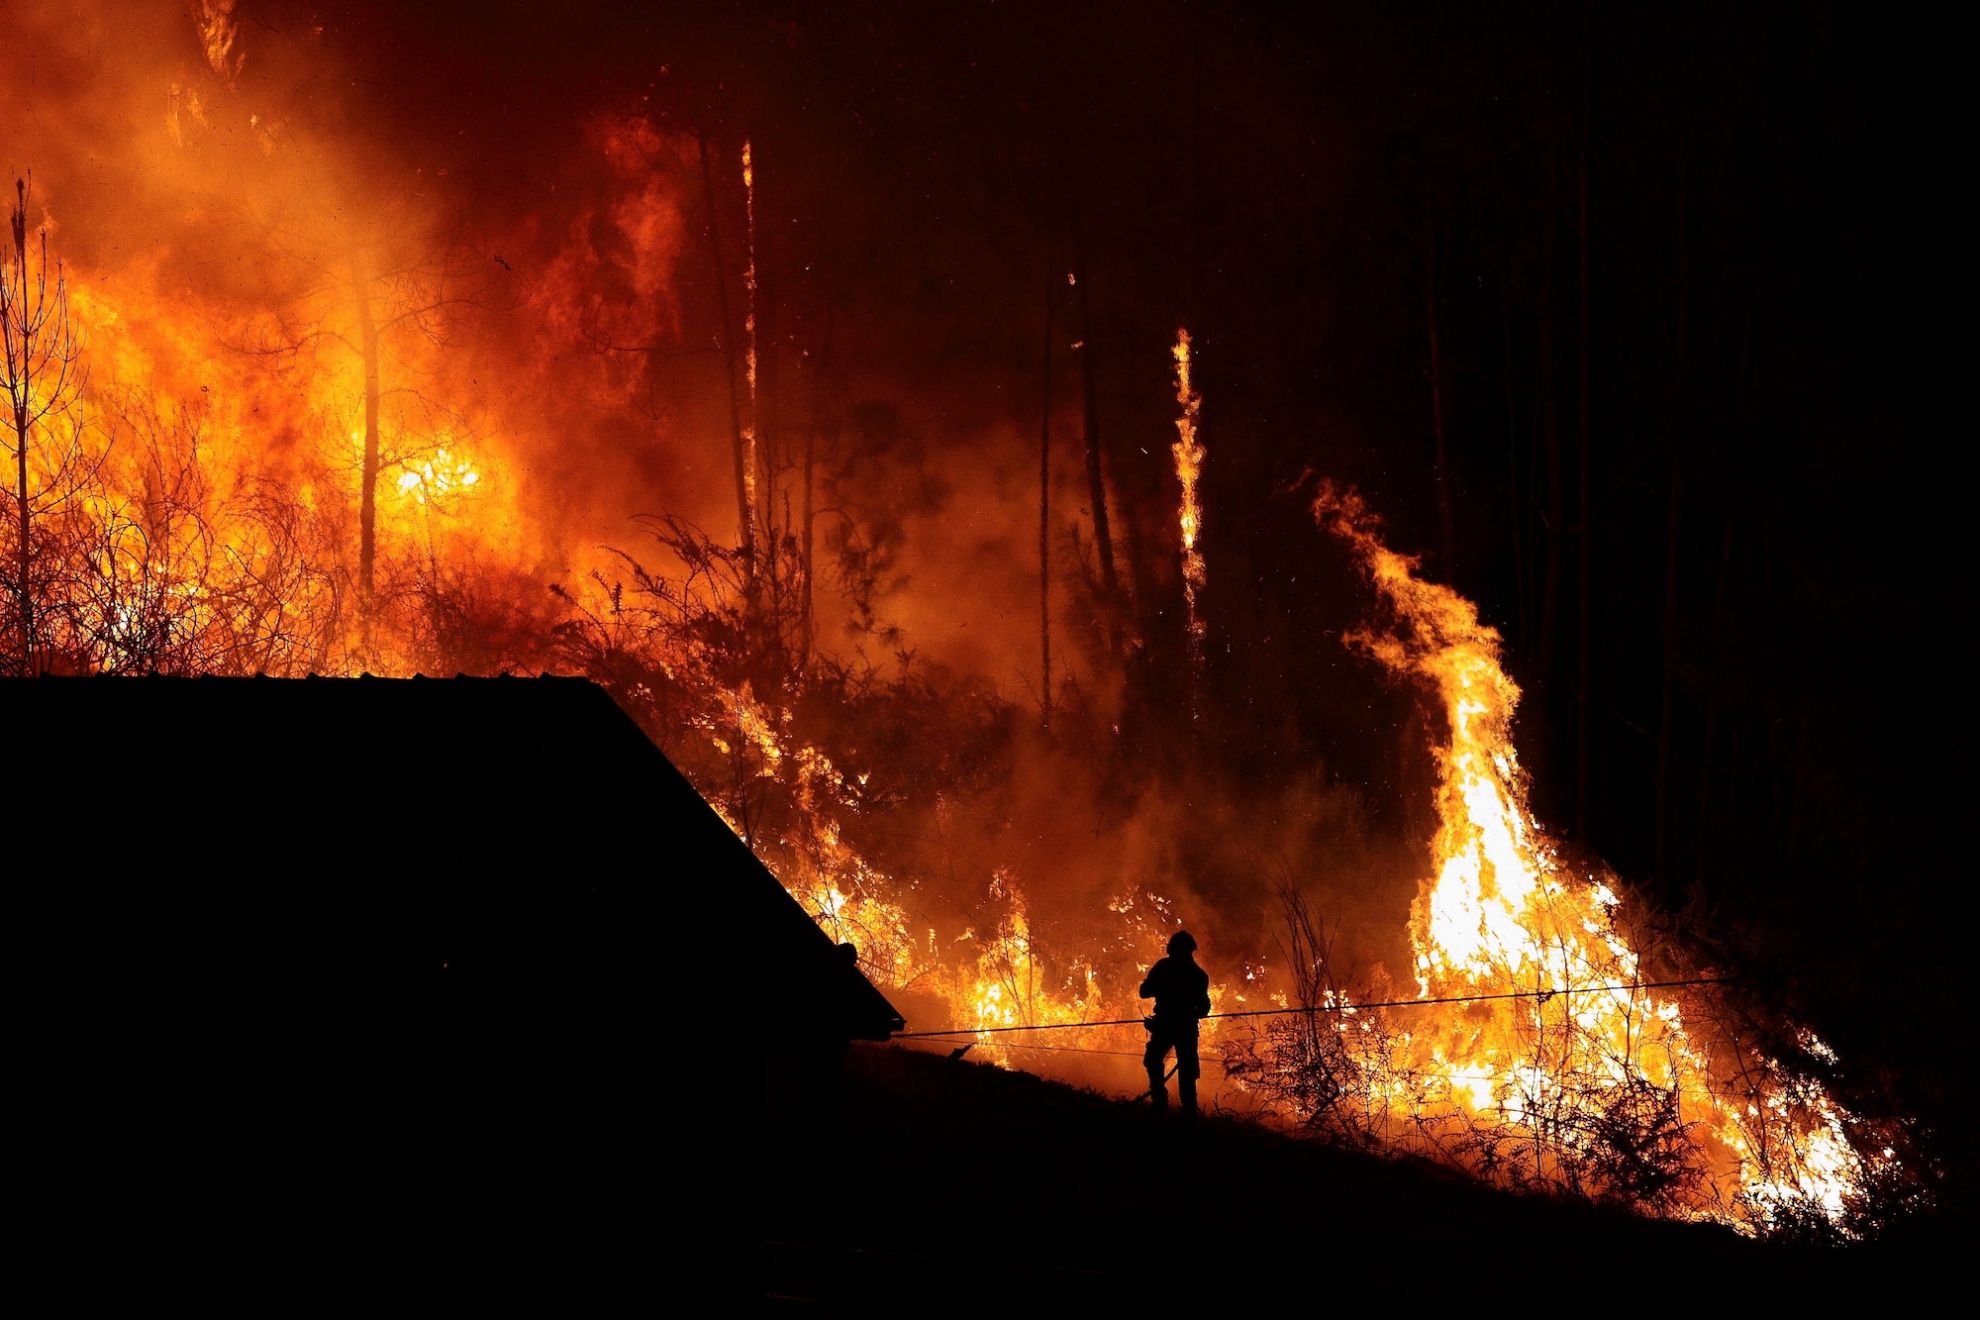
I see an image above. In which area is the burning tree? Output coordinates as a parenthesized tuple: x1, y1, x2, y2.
(2, 177, 92, 673)
(2, 175, 359, 677)
(236, 225, 498, 621)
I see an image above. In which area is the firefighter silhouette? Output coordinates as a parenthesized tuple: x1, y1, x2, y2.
(1139, 930, 1211, 1113)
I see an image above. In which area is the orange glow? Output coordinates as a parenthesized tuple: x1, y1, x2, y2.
(696, 681, 1142, 1056)
(741, 139, 760, 538)
(1310, 480, 1877, 1231)
(1, 7, 1898, 1238)
(1170, 328, 1206, 655)
(47, 261, 530, 675)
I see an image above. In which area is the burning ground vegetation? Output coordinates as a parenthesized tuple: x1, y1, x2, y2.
(1, 0, 1941, 1247)
(2, 163, 1923, 1243)
(574, 481, 1915, 1240)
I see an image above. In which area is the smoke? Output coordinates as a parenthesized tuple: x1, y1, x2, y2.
(6, 1, 1152, 683)
(8, 0, 1438, 1021)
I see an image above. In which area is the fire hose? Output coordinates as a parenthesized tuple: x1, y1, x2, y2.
(890, 973, 1739, 1040)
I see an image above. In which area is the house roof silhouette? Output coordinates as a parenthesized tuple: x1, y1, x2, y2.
(11, 673, 905, 1300)
(8, 672, 903, 1043)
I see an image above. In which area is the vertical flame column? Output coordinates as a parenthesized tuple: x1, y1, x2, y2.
(1171, 328, 1206, 711)
(741, 140, 760, 536)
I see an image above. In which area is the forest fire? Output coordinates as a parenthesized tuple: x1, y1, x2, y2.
(1296, 482, 1881, 1229)
(5, 1, 1954, 1283)
(740, 138, 760, 538)
(659, 474, 1887, 1229)
(1170, 328, 1206, 692)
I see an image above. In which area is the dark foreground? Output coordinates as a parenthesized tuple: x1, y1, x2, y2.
(762, 1045, 1947, 1307)
(10, 677, 1958, 1306)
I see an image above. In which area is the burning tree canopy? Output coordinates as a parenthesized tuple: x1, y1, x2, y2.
(2, 0, 1961, 1240)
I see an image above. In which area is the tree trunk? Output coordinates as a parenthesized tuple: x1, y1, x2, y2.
(1654, 451, 1683, 880)
(6, 187, 30, 669)
(1071, 235, 1118, 616)
(5, 183, 83, 672)
(1573, 68, 1594, 843)
(1654, 146, 1689, 883)
(10, 381, 27, 671)
(351, 247, 382, 611)
(801, 416, 816, 666)
(1694, 514, 1734, 884)
(802, 305, 832, 670)
(697, 132, 756, 578)
(755, 145, 780, 595)
(1534, 175, 1563, 684)
(1498, 200, 1528, 643)
(1427, 225, 1456, 571)
(1695, 315, 1751, 885)
(1039, 273, 1054, 731)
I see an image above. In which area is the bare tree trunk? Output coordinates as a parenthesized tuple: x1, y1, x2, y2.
(1498, 193, 1528, 643)
(744, 138, 767, 577)
(1071, 234, 1118, 614)
(801, 420, 815, 665)
(10, 374, 27, 669)
(755, 148, 779, 599)
(1427, 225, 1456, 571)
(697, 132, 756, 579)
(802, 306, 831, 670)
(6, 185, 30, 669)
(1039, 273, 1054, 731)
(1694, 513, 1733, 884)
(1573, 66, 1595, 843)
(351, 247, 382, 610)
(8, 289, 27, 667)
(1535, 176, 1563, 683)
(1655, 452, 1682, 877)
(1695, 315, 1750, 885)
(5, 182, 86, 672)
(1654, 146, 1689, 883)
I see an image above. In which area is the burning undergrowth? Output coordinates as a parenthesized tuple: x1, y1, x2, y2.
(550, 483, 1917, 1236)
(2, 0, 1935, 1244)
(1205, 481, 1914, 1234)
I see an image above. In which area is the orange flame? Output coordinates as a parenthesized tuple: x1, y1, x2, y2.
(1171, 328, 1207, 685)
(741, 139, 760, 537)
(696, 682, 1211, 1069)
(1312, 480, 1877, 1231)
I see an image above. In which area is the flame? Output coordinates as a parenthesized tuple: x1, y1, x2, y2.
(699, 683, 941, 991)
(1170, 328, 1206, 653)
(695, 682, 1202, 1067)
(392, 446, 483, 508)
(964, 872, 1103, 1032)
(1311, 480, 1877, 1231)
(740, 139, 759, 538)
(50, 268, 527, 675)
(4, 16, 1902, 1231)
(194, 1, 244, 84)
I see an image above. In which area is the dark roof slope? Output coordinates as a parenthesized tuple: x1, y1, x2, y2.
(9, 673, 905, 1300)
(6, 673, 903, 1040)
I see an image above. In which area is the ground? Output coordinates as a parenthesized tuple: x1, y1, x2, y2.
(758, 1045, 1944, 1307)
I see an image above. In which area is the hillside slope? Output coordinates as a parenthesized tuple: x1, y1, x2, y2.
(762, 1045, 1907, 1306)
